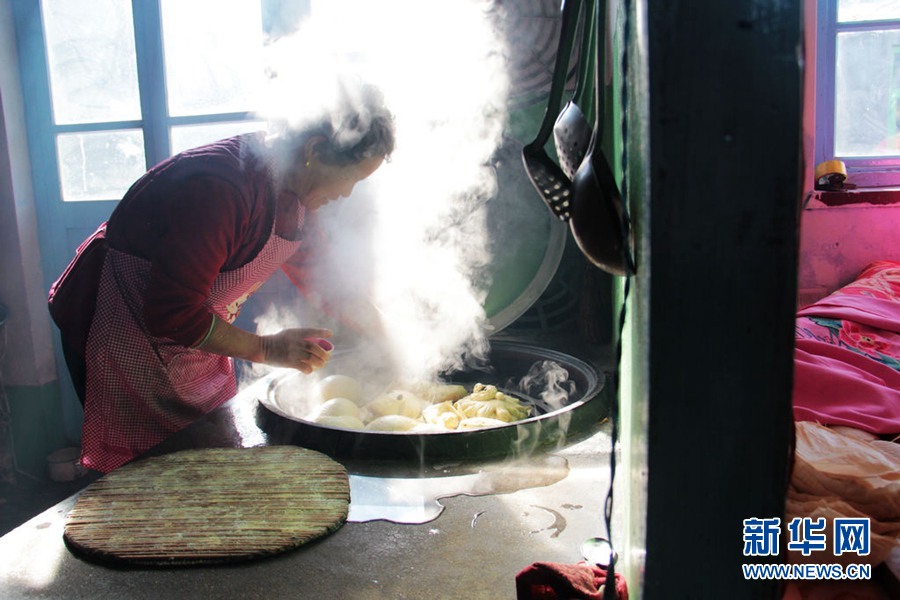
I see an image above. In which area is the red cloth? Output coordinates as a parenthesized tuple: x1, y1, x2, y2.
(793, 261, 900, 435)
(49, 133, 319, 351)
(516, 562, 628, 600)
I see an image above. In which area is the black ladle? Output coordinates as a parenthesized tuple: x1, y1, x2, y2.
(521, 0, 582, 222)
(569, 0, 634, 276)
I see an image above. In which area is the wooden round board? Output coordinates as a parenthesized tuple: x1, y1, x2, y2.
(63, 446, 350, 566)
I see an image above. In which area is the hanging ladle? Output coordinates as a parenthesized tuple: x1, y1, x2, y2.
(521, 0, 582, 221)
(553, 0, 595, 181)
(522, 0, 634, 276)
(568, 0, 635, 276)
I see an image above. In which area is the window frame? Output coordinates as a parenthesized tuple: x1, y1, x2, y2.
(815, 0, 900, 188)
(19, 0, 265, 205)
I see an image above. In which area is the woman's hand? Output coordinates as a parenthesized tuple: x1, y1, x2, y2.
(260, 328, 333, 373)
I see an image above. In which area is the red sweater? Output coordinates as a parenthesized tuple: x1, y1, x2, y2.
(49, 133, 316, 353)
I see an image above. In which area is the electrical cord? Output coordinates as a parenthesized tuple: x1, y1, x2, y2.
(601, 0, 635, 596)
(601, 274, 630, 600)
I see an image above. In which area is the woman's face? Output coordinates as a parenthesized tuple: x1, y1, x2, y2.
(292, 154, 385, 211)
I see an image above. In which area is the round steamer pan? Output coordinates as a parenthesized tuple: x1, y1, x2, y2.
(255, 341, 608, 462)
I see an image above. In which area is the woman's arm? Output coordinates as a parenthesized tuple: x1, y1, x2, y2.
(130, 174, 254, 345)
(196, 315, 332, 373)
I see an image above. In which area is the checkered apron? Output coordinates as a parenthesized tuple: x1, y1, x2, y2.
(81, 203, 306, 473)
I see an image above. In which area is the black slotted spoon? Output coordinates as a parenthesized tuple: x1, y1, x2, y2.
(521, 0, 583, 222)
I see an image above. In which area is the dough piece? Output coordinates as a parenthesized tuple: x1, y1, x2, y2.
(454, 384, 531, 423)
(422, 401, 464, 430)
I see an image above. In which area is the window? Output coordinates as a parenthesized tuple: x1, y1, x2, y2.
(36, 0, 271, 202)
(816, 0, 900, 186)
(8, 0, 310, 414)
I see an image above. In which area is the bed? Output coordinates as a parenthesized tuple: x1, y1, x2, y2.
(786, 260, 900, 599)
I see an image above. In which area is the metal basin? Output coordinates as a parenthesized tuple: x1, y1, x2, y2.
(255, 341, 607, 462)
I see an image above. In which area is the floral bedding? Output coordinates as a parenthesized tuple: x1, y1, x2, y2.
(793, 260, 900, 435)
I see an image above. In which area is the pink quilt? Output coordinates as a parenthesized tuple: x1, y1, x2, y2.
(793, 261, 900, 435)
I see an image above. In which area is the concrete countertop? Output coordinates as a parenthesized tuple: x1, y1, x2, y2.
(0, 373, 614, 600)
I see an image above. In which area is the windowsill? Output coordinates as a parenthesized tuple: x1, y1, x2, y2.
(807, 188, 900, 208)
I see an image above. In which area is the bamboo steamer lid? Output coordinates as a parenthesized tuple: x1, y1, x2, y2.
(63, 446, 349, 566)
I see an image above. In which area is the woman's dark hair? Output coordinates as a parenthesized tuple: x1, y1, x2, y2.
(273, 80, 395, 167)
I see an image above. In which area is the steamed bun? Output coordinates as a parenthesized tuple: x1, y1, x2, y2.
(403, 381, 468, 404)
(313, 415, 365, 429)
(363, 390, 426, 420)
(457, 417, 509, 430)
(364, 415, 421, 432)
(312, 397, 361, 420)
(412, 422, 447, 433)
(315, 375, 363, 404)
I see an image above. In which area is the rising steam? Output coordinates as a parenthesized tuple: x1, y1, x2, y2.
(516, 360, 577, 411)
(252, 1, 511, 385)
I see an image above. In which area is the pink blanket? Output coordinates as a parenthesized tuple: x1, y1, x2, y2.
(793, 261, 900, 435)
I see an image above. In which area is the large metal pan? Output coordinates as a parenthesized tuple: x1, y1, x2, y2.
(255, 341, 607, 463)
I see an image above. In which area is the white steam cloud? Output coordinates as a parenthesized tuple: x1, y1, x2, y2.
(253, 1, 511, 384)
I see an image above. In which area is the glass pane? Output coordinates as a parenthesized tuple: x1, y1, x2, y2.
(838, 0, 900, 22)
(170, 121, 267, 155)
(57, 130, 146, 201)
(41, 0, 140, 124)
(160, 0, 265, 117)
(834, 29, 900, 157)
